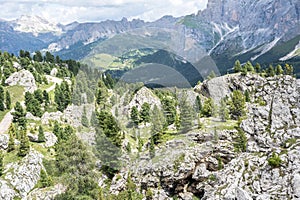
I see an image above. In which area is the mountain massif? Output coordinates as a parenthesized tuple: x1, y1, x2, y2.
(0, 0, 299, 78)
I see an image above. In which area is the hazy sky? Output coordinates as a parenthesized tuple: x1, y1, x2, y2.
(0, 0, 208, 24)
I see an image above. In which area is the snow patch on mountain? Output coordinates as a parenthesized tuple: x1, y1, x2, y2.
(13, 15, 63, 36)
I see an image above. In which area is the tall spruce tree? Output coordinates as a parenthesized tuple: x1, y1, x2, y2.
(179, 95, 195, 133)
(219, 98, 230, 122)
(151, 105, 165, 144)
(202, 98, 215, 117)
(140, 103, 151, 124)
(229, 90, 246, 120)
(18, 130, 30, 157)
(130, 106, 140, 126)
(0, 85, 4, 111)
(38, 125, 46, 142)
(81, 106, 89, 127)
(12, 102, 27, 129)
(5, 90, 11, 110)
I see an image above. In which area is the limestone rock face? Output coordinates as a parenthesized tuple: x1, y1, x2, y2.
(5, 69, 37, 93)
(63, 104, 94, 127)
(41, 111, 63, 125)
(109, 75, 300, 199)
(5, 150, 44, 198)
(26, 184, 66, 200)
(128, 87, 162, 111)
(0, 179, 18, 200)
(44, 132, 58, 147)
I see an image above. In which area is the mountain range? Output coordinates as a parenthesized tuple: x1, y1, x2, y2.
(0, 0, 300, 77)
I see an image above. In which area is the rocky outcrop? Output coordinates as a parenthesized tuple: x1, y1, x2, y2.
(110, 75, 300, 199)
(63, 104, 94, 127)
(5, 149, 44, 198)
(50, 68, 58, 76)
(44, 132, 57, 147)
(26, 184, 66, 200)
(5, 69, 37, 93)
(0, 134, 9, 150)
(127, 87, 161, 113)
(41, 111, 63, 125)
(0, 179, 18, 200)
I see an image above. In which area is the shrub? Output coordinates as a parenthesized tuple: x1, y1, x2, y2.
(268, 152, 282, 168)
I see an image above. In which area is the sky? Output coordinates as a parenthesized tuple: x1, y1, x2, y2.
(0, 0, 208, 24)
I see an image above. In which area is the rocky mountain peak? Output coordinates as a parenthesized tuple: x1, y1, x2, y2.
(13, 15, 63, 36)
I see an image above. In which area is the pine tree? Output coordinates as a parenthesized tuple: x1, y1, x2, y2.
(43, 90, 50, 106)
(18, 130, 30, 157)
(130, 106, 140, 126)
(90, 111, 98, 127)
(33, 51, 43, 62)
(38, 125, 46, 142)
(202, 98, 215, 117)
(207, 71, 216, 80)
(0, 150, 3, 176)
(81, 106, 89, 127)
(34, 89, 44, 104)
(140, 103, 150, 123)
(179, 95, 195, 133)
(229, 90, 246, 120)
(275, 65, 283, 75)
(39, 169, 53, 188)
(96, 80, 108, 107)
(7, 124, 16, 152)
(255, 63, 261, 73)
(218, 98, 229, 122)
(53, 121, 62, 141)
(284, 64, 294, 76)
(0, 85, 4, 111)
(5, 90, 11, 110)
(233, 60, 241, 72)
(244, 90, 250, 102)
(267, 65, 275, 77)
(12, 102, 27, 129)
(162, 97, 177, 126)
(151, 105, 165, 144)
(195, 95, 202, 114)
(95, 111, 122, 175)
(245, 61, 254, 72)
(149, 136, 155, 159)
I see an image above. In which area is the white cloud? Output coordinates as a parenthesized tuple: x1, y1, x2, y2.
(0, 0, 208, 24)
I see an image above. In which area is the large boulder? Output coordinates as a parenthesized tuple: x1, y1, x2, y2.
(5, 69, 37, 93)
(44, 132, 57, 147)
(0, 134, 9, 150)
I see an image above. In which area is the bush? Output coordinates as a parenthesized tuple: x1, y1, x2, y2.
(268, 152, 282, 168)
